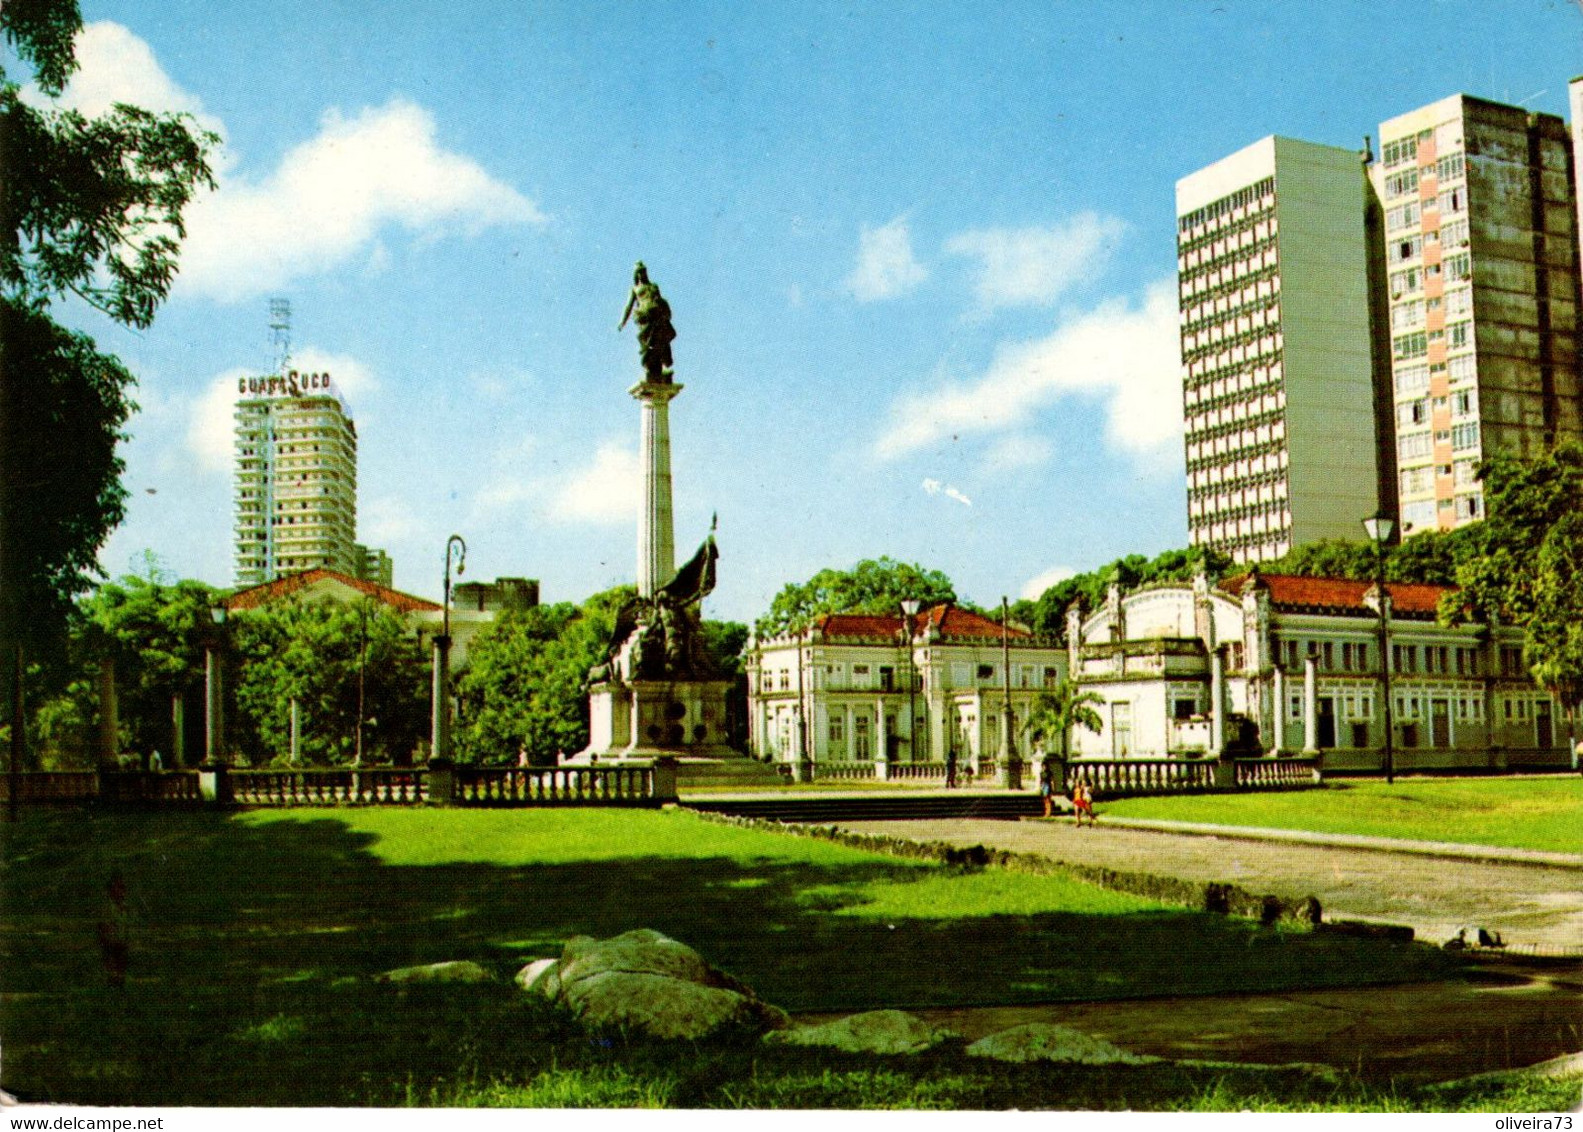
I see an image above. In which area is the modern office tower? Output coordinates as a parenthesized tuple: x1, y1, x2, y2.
(1177, 136, 1385, 564)
(234, 369, 359, 586)
(1374, 94, 1583, 537)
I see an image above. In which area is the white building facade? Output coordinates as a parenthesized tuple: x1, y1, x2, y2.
(234, 370, 359, 586)
(746, 606, 1067, 769)
(1177, 136, 1386, 564)
(1069, 573, 1568, 773)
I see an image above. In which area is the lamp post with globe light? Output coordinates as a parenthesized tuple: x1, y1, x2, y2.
(431, 535, 466, 764)
(1363, 513, 1395, 785)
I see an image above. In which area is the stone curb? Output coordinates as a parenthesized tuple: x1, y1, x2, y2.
(1080, 817, 1583, 871)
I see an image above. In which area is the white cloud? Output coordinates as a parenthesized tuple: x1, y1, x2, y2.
(922, 478, 972, 507)
(34, 22, 545, 303)
(362, 496, 427, 546)
(984, 434, 1054, 471)
(1021, 565, 1077, 601)
(547, 441, 640, 524)
(847, 217, 927, 302)
(875, 279, 1181, 462)
(29, 22, 227, 143)
(186, 347, 378, 473)
(188, 367, 250, 474)
(945, 214, 1126, 314)
(178, 98, 545, 301)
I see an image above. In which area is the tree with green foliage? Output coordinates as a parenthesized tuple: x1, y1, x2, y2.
(454, 586, 632, 765)
(1252, 534, 1459, 585)
(755, 557, 957, 637)
(1025, 682, 1105, 762)
(1444, 442, 1583, 749)
(230, 601, 429, 766)
(76, 572, 219, 763)
(1, 1, 216, 769)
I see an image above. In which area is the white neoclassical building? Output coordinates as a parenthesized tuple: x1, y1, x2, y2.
(746, 605, 1068, 770)
(1068, 572, 1569, 772)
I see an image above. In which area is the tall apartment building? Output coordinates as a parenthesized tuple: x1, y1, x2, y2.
(1177, 136, 1385, 564)
(234, 369, 359, 586)
(1374, 95, 1583, 537)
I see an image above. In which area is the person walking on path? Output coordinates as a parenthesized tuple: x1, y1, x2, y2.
(945, 747, 957, 789)
(1072, 780, 1096, 827)
(1039, 758, 1057, 817)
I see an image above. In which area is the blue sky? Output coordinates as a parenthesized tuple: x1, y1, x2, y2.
(39, 1, 1583, 622)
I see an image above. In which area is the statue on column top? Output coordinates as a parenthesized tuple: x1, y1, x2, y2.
(619, 262, 676, 383)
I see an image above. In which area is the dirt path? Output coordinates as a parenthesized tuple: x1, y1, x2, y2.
(834, 817, 1583, 951)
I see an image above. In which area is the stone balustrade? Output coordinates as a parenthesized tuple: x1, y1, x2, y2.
(452, 765, 657, 806)
(1234, 757, 1322, 790)
(810, 761, 877, 781)
(0, 771, 100, 802)
(1063, 757, 1220, 797)
(229, 769, 427, 806)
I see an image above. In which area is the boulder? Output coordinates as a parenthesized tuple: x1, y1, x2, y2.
(377, 960, 494, 984)
(522, 930, 787, 1041)
(514, 958, 558, 993)
(764, 1010, 955, 1055)
(966, 1023, 1155, 1065)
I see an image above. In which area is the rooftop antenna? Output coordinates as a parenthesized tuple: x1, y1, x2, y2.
(268, 297, 292, 376)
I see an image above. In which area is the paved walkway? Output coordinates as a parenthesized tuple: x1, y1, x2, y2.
(1091, 816, 1583, 870)
(831, 816, 1583, 952)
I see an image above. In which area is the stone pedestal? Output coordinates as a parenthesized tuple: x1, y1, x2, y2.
(583, 678, 736, 760)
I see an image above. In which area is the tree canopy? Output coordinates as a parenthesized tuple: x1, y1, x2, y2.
(755, 557, 957, 638)
(454, 586, 632, 765)
(1, 0, 217, 664)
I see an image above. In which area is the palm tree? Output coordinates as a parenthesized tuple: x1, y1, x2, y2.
(1027, 680, 1105, 763)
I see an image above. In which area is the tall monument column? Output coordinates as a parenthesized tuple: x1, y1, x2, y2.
(633, 379, 683, 598)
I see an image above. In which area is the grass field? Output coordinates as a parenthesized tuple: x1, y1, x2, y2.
(0, 805, 1494, 1109)
(1095, 776, 1583, 854)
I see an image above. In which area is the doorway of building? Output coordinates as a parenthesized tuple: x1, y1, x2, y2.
(1431, 699, 1451, 748)
(1316, 696, 1336, 749)
(1536, 701, 1554, 750)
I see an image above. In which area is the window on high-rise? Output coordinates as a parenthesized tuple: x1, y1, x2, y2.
(1452, 423, 1480, 450)
(1444, 252, 1471, 281)
(1385, 169, 1418, 197)
(1393, 332, 1428, 360)
(1436, 152, 1464, 182)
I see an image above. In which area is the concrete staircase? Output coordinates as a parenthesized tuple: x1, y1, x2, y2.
(682, 792, 1045, 823)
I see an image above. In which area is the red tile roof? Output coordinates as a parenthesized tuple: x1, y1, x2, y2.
(815, 604, 1032, 641)
(225, 568, 442, 614)
(1219, 572, 1450, 616)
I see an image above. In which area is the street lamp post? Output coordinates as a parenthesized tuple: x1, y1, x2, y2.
(204, 604, 228, 765)
(999, 596, 1022, 790)
(1364, 514, 1395, 785)
(355, 602, 368, 768)
(199, 603, 231, 805)
(431, 535, 466, 764)
(900, 599, 920, 764)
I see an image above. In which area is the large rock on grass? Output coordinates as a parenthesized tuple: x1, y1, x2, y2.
(377, 959, 494, 984)
(763, 1009, 956, 1055)
(517, 929, 788, 1041)
(966, 1023, 1155, 1065)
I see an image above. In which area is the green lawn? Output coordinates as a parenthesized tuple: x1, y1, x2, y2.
(0, 806, 1470, 1108)
(1096, 776, 1583, 854)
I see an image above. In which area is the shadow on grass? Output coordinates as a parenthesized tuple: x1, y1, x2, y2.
(0, 807, 1465, 1107)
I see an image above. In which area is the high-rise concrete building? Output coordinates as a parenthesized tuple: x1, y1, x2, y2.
(1177, 136, 1385, 564)
(234, 369, 359, 586)
(1374, 94, 1583, 537)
